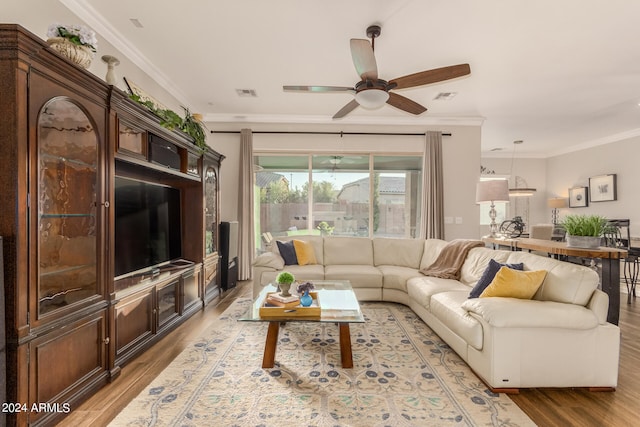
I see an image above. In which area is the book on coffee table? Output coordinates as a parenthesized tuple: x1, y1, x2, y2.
(268, 293, 299, 304)
(265, 295, 300, 308)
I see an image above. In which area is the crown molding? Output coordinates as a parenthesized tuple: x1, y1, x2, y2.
(61, 0, 193, 107)
(546, 127, 640, 158)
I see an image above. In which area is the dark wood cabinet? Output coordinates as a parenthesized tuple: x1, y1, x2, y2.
(0, 24, 223, 426)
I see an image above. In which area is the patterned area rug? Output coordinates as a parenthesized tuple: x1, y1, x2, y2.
(110, 299, 534, 426)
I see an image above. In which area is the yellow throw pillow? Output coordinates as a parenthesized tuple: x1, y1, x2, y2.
(293, 239, 317, 266)
(479, 266, 547, 299)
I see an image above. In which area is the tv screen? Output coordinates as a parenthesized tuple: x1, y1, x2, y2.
(114, 176, 182, 277)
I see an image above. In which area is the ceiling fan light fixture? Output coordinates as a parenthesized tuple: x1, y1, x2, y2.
(355, 88, 389, 109)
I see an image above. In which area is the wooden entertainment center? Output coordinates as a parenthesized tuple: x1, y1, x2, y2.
(0, 25, 224, 426)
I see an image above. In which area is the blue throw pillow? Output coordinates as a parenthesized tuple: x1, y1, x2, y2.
(276, 240, 298, 265)
(468, 259, 524, 298)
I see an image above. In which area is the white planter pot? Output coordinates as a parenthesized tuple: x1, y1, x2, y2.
(566, 235, 602, 249)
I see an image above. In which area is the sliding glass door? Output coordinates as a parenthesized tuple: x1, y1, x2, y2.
(254, 153, 422, 252)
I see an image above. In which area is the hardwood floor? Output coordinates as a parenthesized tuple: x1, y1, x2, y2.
(60, 282, 640, 427)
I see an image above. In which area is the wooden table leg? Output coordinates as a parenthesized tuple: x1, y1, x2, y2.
(262, 321, 280, 368)
(338, 323, 353, 368)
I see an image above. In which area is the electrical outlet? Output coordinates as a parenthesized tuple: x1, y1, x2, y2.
(445, 217, 454, 224)
(455, 217, 463, 224)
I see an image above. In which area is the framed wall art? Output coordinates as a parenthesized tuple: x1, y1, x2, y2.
(589, 174, 617, 202)
(568, 186, 588, 208)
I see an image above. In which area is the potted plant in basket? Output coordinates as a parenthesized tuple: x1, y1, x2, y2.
(561, 214, 610, 248)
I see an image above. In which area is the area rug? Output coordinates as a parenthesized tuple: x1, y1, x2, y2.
(110, 299, 534, 427)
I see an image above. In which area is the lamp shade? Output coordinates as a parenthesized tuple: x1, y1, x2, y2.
(548, 197, 568, 208)
(476, 179, 510, 203)
(355, 88, 389, 109)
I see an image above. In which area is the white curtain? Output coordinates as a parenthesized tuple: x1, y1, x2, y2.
(421, 131, 445, 239)
(237, 128, 255, 280)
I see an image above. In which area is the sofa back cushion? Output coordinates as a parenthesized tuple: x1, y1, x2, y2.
(419, 239, 449, 270)
(324, 237, 373, 265)
(373, 237, 424, 268)
(505, 251, 598, 306)
(459, 247, 511, 286)
(271, 235, 324, 265)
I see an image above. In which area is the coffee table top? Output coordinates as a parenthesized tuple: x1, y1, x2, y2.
(239, 280, 365, 323)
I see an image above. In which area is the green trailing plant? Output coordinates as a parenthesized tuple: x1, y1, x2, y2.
(127, 95, 207, 151)
(561, 214, 610, 237)
(275, 271, 295, 285)
(181, 107, 207, 152)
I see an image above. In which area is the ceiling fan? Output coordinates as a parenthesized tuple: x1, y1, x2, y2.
(283, 25, 471, 119)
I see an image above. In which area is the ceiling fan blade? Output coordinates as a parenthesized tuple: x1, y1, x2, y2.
(350, 39, 378, 80)
(389, 64, 471, 90)
(333, 99, 360, 119)
(386, 92, 427, 115)
(283, 85, 354, 92)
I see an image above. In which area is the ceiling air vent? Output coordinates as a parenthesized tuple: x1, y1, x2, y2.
(434, 92, 457, 101)
(236, 89, 257, 97)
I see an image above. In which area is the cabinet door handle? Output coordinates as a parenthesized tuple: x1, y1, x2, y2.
(102, 201, 110, 208)
(103, 337, 110, 345)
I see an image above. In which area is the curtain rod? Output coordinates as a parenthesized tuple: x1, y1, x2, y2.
(211, 130, 451, 137)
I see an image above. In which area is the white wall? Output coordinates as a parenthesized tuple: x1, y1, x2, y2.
(546, 135, 640, 237)
(480, 157, 550, 228)
(208, 122, 482, 240)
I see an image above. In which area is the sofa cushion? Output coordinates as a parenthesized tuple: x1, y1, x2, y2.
(373, 237, 424, 268)
(324, 264, 382, 288)
(419, 239, 449, 270)
(469, 259, 524, 298)
(377, 265, 422, 293)
(430, 291, 483, 350)
(505, 251, 599, 305)
(276, 240, 298, 265)
(407, 276, 471, 311)
(260, 265, 325, 285)
(459, 247, 511, 286)
(324, 237, 373, 266)
(462, 297, 600, 329)
(480, 267, 547, 299)
(270, 235, 325, 265)
(293, 239, 317, 265)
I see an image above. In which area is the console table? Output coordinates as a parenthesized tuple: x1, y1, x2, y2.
(482, 237, 627, 325)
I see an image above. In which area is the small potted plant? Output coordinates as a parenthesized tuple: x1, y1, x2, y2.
(296, 281, 315, 307)
(561, 214, 610, 248)
(275, 271, 295, 297)
(46, 23, 98, 68)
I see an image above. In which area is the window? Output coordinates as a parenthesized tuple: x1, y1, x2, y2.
(254, 153, 423, 251)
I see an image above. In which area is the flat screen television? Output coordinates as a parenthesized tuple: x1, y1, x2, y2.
(114, 176, 182, 277)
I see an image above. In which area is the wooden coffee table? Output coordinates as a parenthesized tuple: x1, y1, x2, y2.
(239, 280, 364, 368)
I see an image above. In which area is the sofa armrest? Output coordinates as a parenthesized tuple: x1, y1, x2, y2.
(461, 298, 599, 329)
(587, 289, 609, 325)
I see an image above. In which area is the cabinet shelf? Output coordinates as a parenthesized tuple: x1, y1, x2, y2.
(40, 213, 95, 218)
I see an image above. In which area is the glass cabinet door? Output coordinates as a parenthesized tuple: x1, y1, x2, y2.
(204, 166, 218, 255)
(38, 98, 99, 315)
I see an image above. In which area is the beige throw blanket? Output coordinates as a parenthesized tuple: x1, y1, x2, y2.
(420, 239, 485, 280)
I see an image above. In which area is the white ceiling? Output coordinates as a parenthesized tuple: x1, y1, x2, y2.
(19, 1, 640, 156)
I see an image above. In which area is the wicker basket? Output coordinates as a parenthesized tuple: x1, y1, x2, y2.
(47, 37, 93, 69)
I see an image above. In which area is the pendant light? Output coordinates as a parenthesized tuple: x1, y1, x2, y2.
(509, 140, 536, 197)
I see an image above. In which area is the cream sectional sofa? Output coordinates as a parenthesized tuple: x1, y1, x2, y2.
(252, 235, 620, 391)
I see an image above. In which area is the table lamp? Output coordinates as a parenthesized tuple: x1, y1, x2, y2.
(548, 197, 568, 225)
(476, 179, 510, 237)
